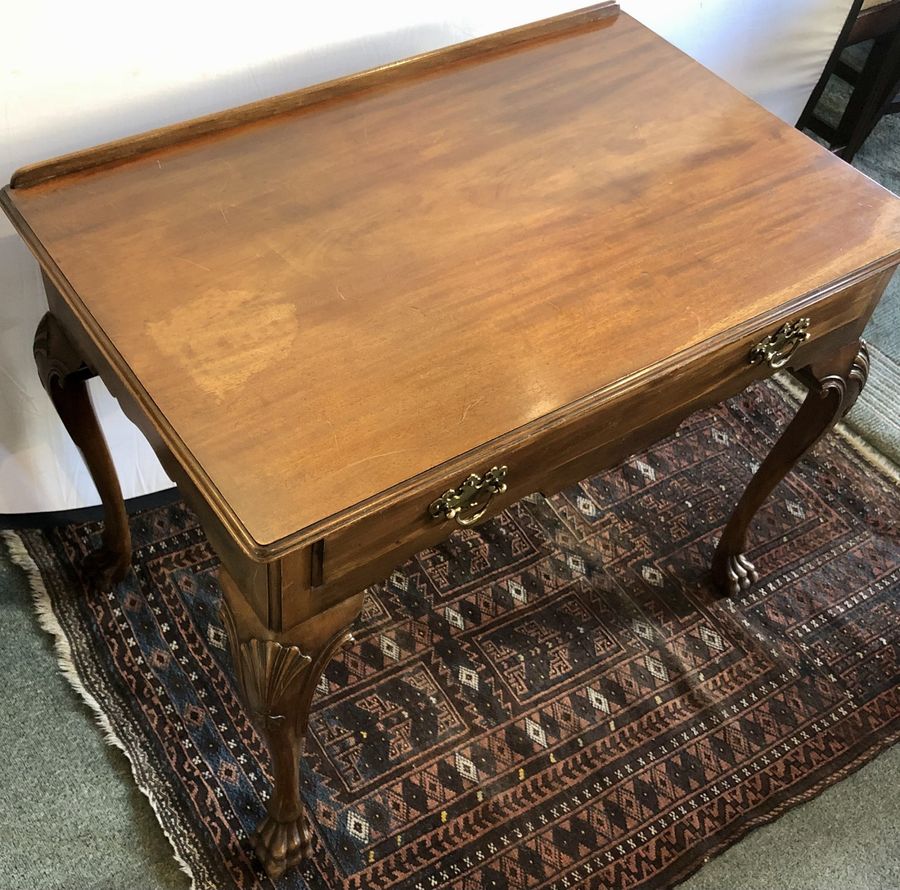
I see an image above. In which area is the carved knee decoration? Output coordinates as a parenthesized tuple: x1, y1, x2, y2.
(219, 569, 359, 878)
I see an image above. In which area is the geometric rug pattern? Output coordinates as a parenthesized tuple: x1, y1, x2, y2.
(6, 379, 899, 889)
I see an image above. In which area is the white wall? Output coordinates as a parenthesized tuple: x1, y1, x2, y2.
(623, 0, 851, 121)
(0, 0, 851, 513)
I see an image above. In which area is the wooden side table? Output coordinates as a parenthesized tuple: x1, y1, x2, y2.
(4, 4, 900, 878)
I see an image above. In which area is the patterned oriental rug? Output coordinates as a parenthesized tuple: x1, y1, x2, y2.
(4, 379, 899, 890)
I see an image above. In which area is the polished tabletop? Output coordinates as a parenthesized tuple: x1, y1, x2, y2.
(6, 9, 900, 549)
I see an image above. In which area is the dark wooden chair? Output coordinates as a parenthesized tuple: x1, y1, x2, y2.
(797, 0, 900, 162)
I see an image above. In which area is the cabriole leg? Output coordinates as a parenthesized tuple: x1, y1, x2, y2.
(33, 312, 132, 584)
(713, 340, 869, 595)
(219, 568, 362, 878)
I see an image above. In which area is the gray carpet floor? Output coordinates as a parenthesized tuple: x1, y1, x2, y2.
(1, 68, 899, 890)
(0, 551, 186, 890)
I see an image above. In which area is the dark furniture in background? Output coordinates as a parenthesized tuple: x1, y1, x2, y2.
(798, 0, 900, 162)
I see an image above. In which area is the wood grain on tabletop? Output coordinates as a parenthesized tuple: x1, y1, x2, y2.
(7, 9, 900, 547)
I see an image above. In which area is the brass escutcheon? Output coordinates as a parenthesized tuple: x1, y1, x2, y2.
(429, 466, 508, 527)
(749, 317, 811, 369)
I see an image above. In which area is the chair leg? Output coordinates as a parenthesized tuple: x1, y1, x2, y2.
(796, 0, 865, 130)
(836, 29, 900, 162)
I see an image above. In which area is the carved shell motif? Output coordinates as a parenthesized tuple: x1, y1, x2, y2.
(820, 341, 870, 418)
(33, 314, 90, 390)
(237, 638, 312, 722)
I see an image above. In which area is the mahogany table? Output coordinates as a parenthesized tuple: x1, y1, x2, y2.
(4, 3, 900, 878)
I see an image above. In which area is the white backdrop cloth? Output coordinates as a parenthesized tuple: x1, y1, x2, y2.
(0, 0, 852, 513)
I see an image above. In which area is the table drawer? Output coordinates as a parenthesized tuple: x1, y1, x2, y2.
(291, 267, 888, 624)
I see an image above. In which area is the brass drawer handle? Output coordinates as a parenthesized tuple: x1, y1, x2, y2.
(429, 466, 508, 527)
(749, 317, 810, 369)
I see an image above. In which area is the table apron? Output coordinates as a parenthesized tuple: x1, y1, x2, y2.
(302, 265, 891, 628)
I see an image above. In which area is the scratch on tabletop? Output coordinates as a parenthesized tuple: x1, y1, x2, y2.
(341, 450, 409, 471)
(267, 244, 301, 270)
(460, 397, 484, 424)
(174, 256, 212, 273)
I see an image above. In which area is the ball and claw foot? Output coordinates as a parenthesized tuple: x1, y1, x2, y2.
(719, 552, 758, 596)
(253, 814, 312, 880)
(83, 546, 131, 588)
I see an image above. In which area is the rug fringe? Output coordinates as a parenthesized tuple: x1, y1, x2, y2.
(1, 530, 197, 890)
